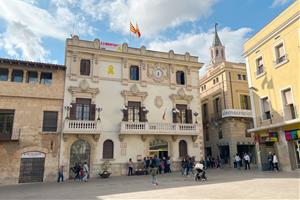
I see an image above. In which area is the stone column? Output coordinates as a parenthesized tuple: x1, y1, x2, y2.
(276, 130, 292, 171)
(229, 142, 238, 167)
(255, 142, 262, 171)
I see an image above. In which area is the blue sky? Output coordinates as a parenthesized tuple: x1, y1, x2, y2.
(0, 0, 294, 67)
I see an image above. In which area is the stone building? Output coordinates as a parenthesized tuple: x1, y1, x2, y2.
(0, 58, 65, 184)
(61, 36, 204, 178)
(243, 1, 300, 171)
(200, 25, 255, 167)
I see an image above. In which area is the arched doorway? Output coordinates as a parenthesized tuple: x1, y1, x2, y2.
(179, 140, 188, 158)
(69, 139, 91, 178)
(149, 139, 168, 159)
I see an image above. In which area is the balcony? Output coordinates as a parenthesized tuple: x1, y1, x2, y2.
(63, 119, 101, 134)
(120, 122, 200, 136)
(0, 128, 21, 141)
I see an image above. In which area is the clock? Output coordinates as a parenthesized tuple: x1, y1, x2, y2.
(153, 68, 163, 79)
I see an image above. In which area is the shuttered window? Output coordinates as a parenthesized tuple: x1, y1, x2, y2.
(256, 57, 264, 76)
(240, 95, 251, 110)
(42, 111, 58, 132)
(40, 72, 52, 85)
(261, 97, 271, 120)
(80, 59, 91, 76)
(275, 43, 285, 63)
(128, 101, 141, 122)
(27, 71, 38, 83)
(0, 68, 8, 81)
(176, 71, 185, 85)
(11, 70, 23, 82)
(283, 89, 293, 105)
(179, 140, 187, 157)
(130, 65, 139, 80)
(103, 140, 114, 159)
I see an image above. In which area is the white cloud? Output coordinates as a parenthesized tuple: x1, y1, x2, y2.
(148, 27, 252, 71)
(0, 0, 94, 61)
(271, 0, 291, 8)
(80, 0, 218, 37)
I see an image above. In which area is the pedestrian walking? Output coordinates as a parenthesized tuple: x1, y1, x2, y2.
(57, 165, 64, 183)
(268, 152, 274, 171)
(243, 153, 251, 170)
(273, 153, 279, 171)
(82, 162, 89, 182)
(149, 155, 158, 186)
(128, 158, 134, 176)
(235, 154, 241, 169)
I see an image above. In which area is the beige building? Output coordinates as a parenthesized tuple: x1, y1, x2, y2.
(0, 58, 65, 184)
(243, 1, 300, 171)
(200, 25, 255, 167)
(61, 36, 204, 178)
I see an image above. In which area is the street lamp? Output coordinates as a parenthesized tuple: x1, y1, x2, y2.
(193, 112, 199, 123)
(96, 107, 102, 121)
(64, 104, 72, 119)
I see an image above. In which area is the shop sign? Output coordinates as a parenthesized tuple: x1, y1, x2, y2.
(285, 129, 300, 141)
(222, 109, 252, 118)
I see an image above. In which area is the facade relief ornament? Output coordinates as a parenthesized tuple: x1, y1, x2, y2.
(154, 96, 163, 108)
(121, 84, 148, 104)
(68, 79, 99, 102)
(169, 88, 193, 105)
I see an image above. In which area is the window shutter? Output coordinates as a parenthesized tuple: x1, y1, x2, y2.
(278, 44, 284, 58)
(240, 95, 245, 109)
(70, 103, 77, 120)
(185, 109, 193, 124)
(122, 108, 128, 121)
(262, 99, 270, 112)
(284, 89, 293, 105)
(103, 140, 113, 159)
(172, 111, 178, 123)
(90, 104, 96, 120)
(179, 140, 187, 157)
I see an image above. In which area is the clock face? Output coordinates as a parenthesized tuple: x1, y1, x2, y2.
(154, 68, 163, 78)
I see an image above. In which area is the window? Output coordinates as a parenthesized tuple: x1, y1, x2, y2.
(74, 98, 95, 121)
(128, 101, 141, 122)
(245, 122, 253, 138)
(11, 70, 23, 82)
(275, 43, 286, 64)
(261, 97, 271, 120)
(176, 104, 189, 123)
(242, 74, 247, 80)
(218, 129, 223, 139)
(214, 97, 221, 115)
(282, 88, 296, 120)
(202, 103, 208, 123)
(42, 111, 58, 132)
(213, 77, 219, 84)
(80, 59, 91, 76)
(40, 72, 52, 85)
(0, 110, 14, 140)
(176, 71, 185, 85)
(0, 68, 8, 81)
(201, 85, 206, 91)
(216, 49, 219, 57)
(27, 71, 38, 83)
(130, 65, 139, 81)
(240, 95, 251, 110)
(179, 140, 187, 157)
(256, 57, 264, 76)
(103, 140, 114, 159)
(237, 74, 242, 80)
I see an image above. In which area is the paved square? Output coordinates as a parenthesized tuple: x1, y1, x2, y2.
(0, 169, 299, 200)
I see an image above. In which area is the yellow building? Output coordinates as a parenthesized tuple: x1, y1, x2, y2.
(243, 1, 300, 171)
(200, 24, 255, 167)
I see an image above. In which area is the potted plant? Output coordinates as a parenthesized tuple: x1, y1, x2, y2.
(99, 160, 112, 178)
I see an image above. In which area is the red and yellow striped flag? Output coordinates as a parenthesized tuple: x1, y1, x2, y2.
(130, 22, 137, 34)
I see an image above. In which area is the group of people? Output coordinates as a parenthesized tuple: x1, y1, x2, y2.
(181, 156, 196, 176)
(69, 162, 89, 182)
(234, 153, 251, 170)
(127, 156, 172, 176)
(267, 152, 279, 171)
(205, 156, 221, 169)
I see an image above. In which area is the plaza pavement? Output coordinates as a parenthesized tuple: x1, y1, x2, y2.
(0, 168, 299, 200)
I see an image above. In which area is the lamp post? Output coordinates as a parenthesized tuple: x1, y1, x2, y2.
(64, 105, 72, 119)
(193, 112, 199, 124)
(96, 107, 102, 121)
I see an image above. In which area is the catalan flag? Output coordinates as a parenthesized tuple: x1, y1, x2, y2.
(130, 22, 137, 34)
(136, 23, 141, 38)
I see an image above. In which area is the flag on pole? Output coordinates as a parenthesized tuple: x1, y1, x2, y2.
(136, 23, 141, 38)
(130, 22, 137, 34)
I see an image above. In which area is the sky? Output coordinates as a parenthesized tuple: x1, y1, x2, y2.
(0, 0, 295, 71)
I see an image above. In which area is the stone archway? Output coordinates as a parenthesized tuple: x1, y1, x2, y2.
(69, 139, 91, 178)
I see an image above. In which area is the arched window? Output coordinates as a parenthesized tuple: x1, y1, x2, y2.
(103, 140, 114, 159)
(176, 71, 185, 85)
(130, 65, 139, 80)
(216, 49, 219, 57)
(179, 140, 187, 157)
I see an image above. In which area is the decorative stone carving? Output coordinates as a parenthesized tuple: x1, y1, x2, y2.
(185, 52, 190, 61)
(130, 84, 139, 94)
(141, 46, 146, 55)
(122, 43, 128, 52)
(79, 79, 89, 91)
(169, 88, 193, 105)
(154, 96, 163, 108)
(169, 50, 174, 59)
(68, 80, 99, 102)
(121, 84, 148, 104)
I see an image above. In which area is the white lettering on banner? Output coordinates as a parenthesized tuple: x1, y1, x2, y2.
(21, 151, 45, 158)
(222, 109, 252, 118)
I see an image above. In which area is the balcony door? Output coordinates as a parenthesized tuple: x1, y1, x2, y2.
(128, 101, 141, 122)
(70, 98, 95, 121)
(0, 109, 14, 140)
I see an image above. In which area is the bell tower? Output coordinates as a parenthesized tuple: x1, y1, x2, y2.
(210, 23, 225, 64)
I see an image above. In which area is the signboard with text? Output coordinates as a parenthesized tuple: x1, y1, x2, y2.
(222, 109, 252, 118)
